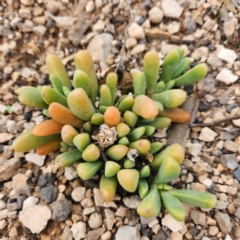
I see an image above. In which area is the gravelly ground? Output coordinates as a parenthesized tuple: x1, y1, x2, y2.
(1, 0, 240, 239)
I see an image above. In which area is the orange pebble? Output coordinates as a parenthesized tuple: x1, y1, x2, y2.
(36, 137, 61, 155)
(33, 119, 64, 136)
(104, 106, 121, 127)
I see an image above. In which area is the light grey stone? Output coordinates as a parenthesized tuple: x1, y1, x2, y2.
(128, 23, 145, 39)
(149, 6, 163, 23)
(25, 152, 46, 166)
(216, 68, 238, 85)
(0, 158, 21, 182)
(71, 221, 86, 240)
(71, 187, 86, 202)
(123, 195, 141, 209)
(88, 212, 102, 229)
(162, 0, 183, 19)
(115, 226, 141, 240)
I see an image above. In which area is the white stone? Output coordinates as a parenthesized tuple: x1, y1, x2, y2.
(95, 0, 103, 8)
(216, 68, 238, 85)
(93, 20, 105, 32)
(115, 226, 141, 240)
(20, 0, 34, 5)
(85, 1, 95, 12)
(207, 53, 222, 70)
(128, 23, 145, 39)
(71, 221, 86, 240)
(188, 143, 202, 156)
(192, 47, 209, 61)
(64, 165, 78, 180)
(199, 127, 218, 142)
(71, 187, 86, 202)
(123, 195, 141, 209)
(0, 200, 6, 210)
(23, 196, 39, 209)
(0, 219, 7, 229)
(223, 20, 235, 37)
(21, 67, 33, 78)
(202, 178, 213, 188)
(33, 26, 47, 36)
(12, 173, 28, 190)
(233, 119, 240, 127)
(167, 21, 180, 34)
(217, 46, 237, 64)
(161, 0, 183, 19)
(88, 212, 102, 229)
(19, 205, 51, 233)
(101, 231, 112, 240)
(149, 7, 163, 23)
(191, 210, 206, 225)
(25, 152, 46, 166)
(0, 209, 8, 220)
(131, 44, 145, 55)
(126, 38, 137, 49)
(202, 18, 215, 31)
(104, 209, 116, 230)
(162, 214, 183, 232)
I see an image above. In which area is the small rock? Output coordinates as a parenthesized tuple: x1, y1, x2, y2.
(131, 44, 145, 55)
(149, 7, 163, 23)
(0, 200, 6, 210)
(71, 221, 86, 240)
(216, 68, 238, 85)
(19, 205, 51, 233)
(0, 133, 14, 143)
(93, 20, 105, 32)
(4, 66, 13, 74)
(115, 226, 141, 240)
(123, 195, 141, 209)
(88, 212, 102, 229)
(162, 214, 183, 232)
(221, 154, 238, 170)
(207, 53, 222, 69)
(38, 173, 55, 187)
(199, 127, 218, 142)
(61, 226, 73, 240)
(101, 231, 112, 240)
(33, 26, 47, 36)
(93, 188, 104, 207)
(192, 47, 209, 61)
(12, 173, 28, 190)
(126, 38, 137, 49)
(87, 33, 113, 70)
(64, 166, 78, 181)
(86, 227, 105, 240)
(202, 19, 215, 31)
(20, 0, 34, 5)
(233, 166, 240, 181)
(23, 196, 39, 209)
(235, 208, 240, 219)
(162, 0, 183, 19)
(40, 185, 58, 203)
(128, 23, 145, 39)
(215, 211, 232, 234)
(104, 209, 116, 230)
(71, 187, 86, 202)
(83, 207, 95, 215)
(145, 28, 171, 39)
(25, 152, 46, 166)
(7, 201, 19, 212)
(85, 1, 95, 12)
(50, 198, 72, 222)
(167, 21, 180, 34)
(217, 46, 237, 64)
(0, 209, 8, 220)
(0, 219, 7, 230)
(188, 143, 202, 156)
(22, 19, 34, 32)
(171, 232, 183, 240)
(191, 210, 206, 225)
(223, 19, 235, 37)
(224, 140, 239, 153)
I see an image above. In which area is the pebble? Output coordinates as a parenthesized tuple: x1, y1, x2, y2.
(83, 207, 95, 215)
(40, 185, 58, 203)
(19, 205, 51, 233)
(93, 20, 105, 32)
(198, 127, 218, 142)
(0, 219, 7, 230)
(126, 38, 137, 49)
(0, 158, 20, 182)
(38, 173, 56, 187)
(217, 46, 238, 64)
(86, 1, 95, 12)
(61, 226, 73, 240)
(71, 221, 86, 240)
(25, 152, 46, 166)
(0, 209, 8, 220)
(64, 166, 78, 181)
(12, 173, 28, 190)
(191, 210, 206, 225)
(216, 68, 238, 85)
(20, 0, 34, 5)
(115, 226, 141, 240)
(223, 20, 235, 37)
(149, 7, 163, 23)
(50, 198, 72, 222)
(202, 18, 215, 31)
(0, 200, 6, 210)
(233, 166, 240, 181)
(87, 33, 113, 70)
(86, 227, 105, 240)
(123, 195, 141, 209)
(71, 187, 86, 202)
(23, 196, 39, 209)
(161, 0, 183, 19)
(128, 23, 145, 39)
(131, 44, 145, 55)
(215, 211, 232, 234)
(187, 143, 202, 156)
(88, 212, 102, 229)
(167, 21, 180, 34)
(33, 26, 47, 36)
(220, 154, 238, 170)
(162, 214, 183, 232)
(104, 209, 116, 230)
(101, 231, 112, 240)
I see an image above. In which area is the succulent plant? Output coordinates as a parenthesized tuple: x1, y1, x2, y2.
(12, 47, 216, 221)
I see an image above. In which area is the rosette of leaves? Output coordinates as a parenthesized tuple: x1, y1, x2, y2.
(12, 48, 216, 221)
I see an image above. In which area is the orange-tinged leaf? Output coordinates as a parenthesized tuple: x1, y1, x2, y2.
(33, 119, 64, 136)
(158, 108, 191, 123)
(48, 102, 85, 127)
(104, 106, 121, 127)
(36, 137, 61, 155)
